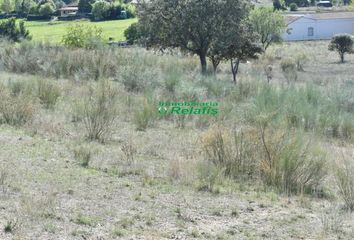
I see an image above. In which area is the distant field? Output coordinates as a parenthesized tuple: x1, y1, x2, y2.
(25, 18, 137, 43)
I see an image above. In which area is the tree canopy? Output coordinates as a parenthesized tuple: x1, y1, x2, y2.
(249, 7, 285, 51)
(135, 0, 253, 75)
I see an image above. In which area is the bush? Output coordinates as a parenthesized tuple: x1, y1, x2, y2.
(280, 58, 297, 83)
(61, 23, 103, 49)
(200, 126, 259, 179)
(74, 145, 92, 167)
(35, 79, 61, 109)
(294, 52, 308, 71)
(0, 84, 35, 126)
(335, 156, 354, 211)
(0, 17, 31, 42)
(74, 80, 118, 142)
(124, 23, 141, 45)
(133, 98, 156, 131)
(258, 128, 327, 195)
(289, 3, 298, 11)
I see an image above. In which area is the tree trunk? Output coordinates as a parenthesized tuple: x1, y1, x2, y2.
(199, 53, 207, 75)
(231, 59, 240, 84)
(340, 52, 345, 63)
(211, 57, 220, 75)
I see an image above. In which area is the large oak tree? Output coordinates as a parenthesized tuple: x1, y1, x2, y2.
(136, 0, 251, 75)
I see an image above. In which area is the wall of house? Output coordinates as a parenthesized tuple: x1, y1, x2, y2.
(282, 17, 354, 41)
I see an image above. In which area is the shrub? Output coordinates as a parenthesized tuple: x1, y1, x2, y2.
(200, 126, 259, 179)
(62, 24, 103, 49)
(335, 155, 354, 211)
(75, 80, 119, 142)
(0, 84, 35, 126)
(197, 159, 224, 193)
(133, 98, 156, 131)
(35, 79, 61, 109)
(280, 58, 297, 83)
(124, 23, 141, 45)
(328, 34, 354, 63)
(294, 52, 308, 71)
(121, 139, 137, 165)
(0, 17, 31, 42)
(289, 2, 298, 11)
(258, 128, 327, 195)
(164, 69, 181, 93)
(125, 4, 136, 18)
(74, 145, 92, 168)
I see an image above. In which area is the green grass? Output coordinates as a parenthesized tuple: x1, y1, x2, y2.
(25, 18, 137, 43)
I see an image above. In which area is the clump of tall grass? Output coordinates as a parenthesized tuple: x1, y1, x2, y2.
(73, 145, 92, 168)
(280, 58, 297, 83)
(35, 79, 61, 109)
(0, 84, 35, 126)
(133, 98, 157, 131)
(335, 153, 354, 211)
(199, 125, 327, 195)
(200, 126, 259, 180)
(74, 80, 119, 142)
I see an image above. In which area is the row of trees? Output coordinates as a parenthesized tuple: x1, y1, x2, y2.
(0, 0, 58, 17)
(0, 0, 135, 20)
(90, 0, 135, 21)
(125, 1, 285, 83)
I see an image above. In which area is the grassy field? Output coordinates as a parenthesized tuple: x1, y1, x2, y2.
(0, 40, 354, 239)
(25, 18, 137, 43)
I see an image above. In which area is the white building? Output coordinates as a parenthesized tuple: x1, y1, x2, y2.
(283, 12, 354, 41)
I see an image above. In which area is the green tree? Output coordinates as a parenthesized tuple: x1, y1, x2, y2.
(328, 34, 354, 63)
(78, 0, 94, 13)
(136, 0, 250, 75)
(91, 0, 110, 21)
(0, 0, 13, 14)
(209, 24, 263, 83)
(39, 2, 55, 17)
(249, 7, 285, 51)
(15, 0, 35, 17)
(124, 22, 141, 45)
(0, 17, 31, 42)
(289, 2, 298, 11)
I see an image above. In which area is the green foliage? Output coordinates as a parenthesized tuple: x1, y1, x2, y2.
(328, 34, 354, 63)
(289, 2, 298, 11)
(124, 22, 140, 45)
(78, 0, 94, 13)
(0, 18, 31, 42)
(133, 98, 156, 131)
(91, 0, 111, 21)
(273, 0, 286, 10)
(137, 0, 251, 74)
(0, 84, 35, 126)
(249, 7, 285, 50)
(258, 129, 327, 195)
(35, 79, 61, 109)
(61, 23, 103, 49)
(0, 0, 13, 13)
(335, 157, 354, 211)
(39, 2, 55, 18)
